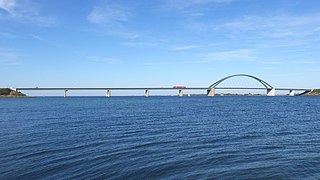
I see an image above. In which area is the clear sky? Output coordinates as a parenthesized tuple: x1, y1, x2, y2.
(1, 0, 320, 95)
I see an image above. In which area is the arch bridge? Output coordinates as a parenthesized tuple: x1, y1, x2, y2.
(206, 74, 276, 96)
(14, 74, 312, 97)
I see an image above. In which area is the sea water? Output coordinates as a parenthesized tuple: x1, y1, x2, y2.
(1, 96, 320, 179)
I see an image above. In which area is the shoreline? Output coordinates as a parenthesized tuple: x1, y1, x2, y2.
(0, 88, 28, 98)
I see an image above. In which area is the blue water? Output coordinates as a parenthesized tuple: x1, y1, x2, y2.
(1, 96, 320, 179)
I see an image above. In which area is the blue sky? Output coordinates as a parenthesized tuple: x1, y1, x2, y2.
(1, 0, 320, 95)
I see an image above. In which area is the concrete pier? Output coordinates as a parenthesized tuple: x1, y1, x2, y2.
(267, 88, 275, 96)
(289, 90, 295, 96)
(178, 89, 183, 96)
(64, 90, 68, 97)
(145, 89, 149, 97)
(207, 88, 215, 96)
(106, 89, 111, 97)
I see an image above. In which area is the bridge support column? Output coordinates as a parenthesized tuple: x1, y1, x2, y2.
(178, 89, 183, 97)
(267, 88, 275, 96)
(207, 88, 215, 97)
(64, 90, 68, 98)
(145, 89, 149, 97)
(106, 89, 111, 97)
(289, 90, 295, 96)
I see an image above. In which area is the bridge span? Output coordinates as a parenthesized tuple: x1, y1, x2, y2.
(14, 74, 313, 97)
(14, 87, 312, 97)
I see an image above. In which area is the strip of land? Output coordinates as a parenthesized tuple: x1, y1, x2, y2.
(0, 88, 27, 98)
(305, 89, 320, 96)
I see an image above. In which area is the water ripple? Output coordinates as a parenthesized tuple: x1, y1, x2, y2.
(1, 97, 320, 179)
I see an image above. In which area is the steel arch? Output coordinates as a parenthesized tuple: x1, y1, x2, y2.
(209, 74, 273, 89)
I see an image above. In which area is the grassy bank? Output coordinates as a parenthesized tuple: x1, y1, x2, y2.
(305, 89, 320, 96)
(0, 88, 27, 97)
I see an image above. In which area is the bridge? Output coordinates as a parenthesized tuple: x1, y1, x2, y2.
(14, 74, 313, 97)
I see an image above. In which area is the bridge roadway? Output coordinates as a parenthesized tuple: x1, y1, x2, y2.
(15, 87, 311, 91)
(15, 87, 313, 97)
(13, 74, 314, 97)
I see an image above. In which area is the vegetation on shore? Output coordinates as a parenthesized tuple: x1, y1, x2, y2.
(0, 88, 27, 97)
(305, 89, 320, 96)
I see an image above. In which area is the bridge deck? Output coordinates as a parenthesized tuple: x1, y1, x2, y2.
(16, 87, 311, 91)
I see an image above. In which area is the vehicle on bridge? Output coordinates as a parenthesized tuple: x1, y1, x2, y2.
(173, 86, 186, 89)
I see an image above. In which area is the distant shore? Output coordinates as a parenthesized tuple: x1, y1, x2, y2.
(305, 89, 320, 96)
(0, 88, 28, 98)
